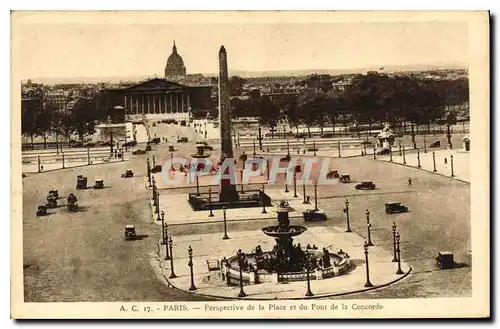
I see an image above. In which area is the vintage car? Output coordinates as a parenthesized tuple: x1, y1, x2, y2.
(132, 149, 146, 155)
(36, 205, 47, 217)
(145, 145, 152, 152)
(376, 148, 391, 155)
(121, 169, 134, 178)
(294, 133, 307, 139)
(76, 175, 87, 189)
(385, 202, 408, 214)
(294, 165, 302, 173)
(124, 225, 137, 240)
(177, 137, 189, 143)
(168, 145, 175, 152)
(429, 141, 441, 148)
(339, 175, 351, 183)
(355, 181, 376, 190)
(303, 209, 327, 221)
(326, 170, 340, 179)
(280, 154, 291, 162)
(46, 196, 57, 208)
(94, 179, 104, 189)
(48, 189, 59, 199)
(151, 165, 162, 174)
(436, 251, 454, 269)
(149, 137, 161, 144)
(123, 140, 137, 148)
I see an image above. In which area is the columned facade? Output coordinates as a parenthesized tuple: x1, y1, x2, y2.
(122, 91, 191, 115)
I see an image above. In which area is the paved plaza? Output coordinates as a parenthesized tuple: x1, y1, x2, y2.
(152, 227, 410, 300)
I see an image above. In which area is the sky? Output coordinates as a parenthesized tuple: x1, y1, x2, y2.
(12, 12, 469, 81)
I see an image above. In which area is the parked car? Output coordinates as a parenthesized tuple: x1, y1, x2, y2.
(149, 137, 161, 144)
(339, 175, 351, 183)
(355, 181, 376, 190)
(124, 225, 137, 240)
(429, 141, 441, 148)
(303, 209, 327, 221)
(326, 170, 339, 179)
(123, 140, 137, 148)
(151, 165, 162, 174)
(384, 202, 408, 214)
(436, 251, 454, 269)
(121, 169, 134, 178)
(177, 137, 189, 143)
(376, 148, 391, 155)
(36, 205, 47, 217)
(294, 133, 307, 139)
(132, 149, 146, 155)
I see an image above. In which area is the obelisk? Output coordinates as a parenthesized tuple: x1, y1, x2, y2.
(218, 45, 239, 202)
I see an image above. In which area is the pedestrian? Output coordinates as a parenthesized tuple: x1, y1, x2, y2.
(444, 157, 448, 165)
(408, 177, 412, 186)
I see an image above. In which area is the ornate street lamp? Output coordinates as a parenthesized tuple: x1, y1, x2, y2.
(338, 140, 341, 158)
(258, 125, 263, 151)
(168, 237, 176, 278)
(402, 145, 406, 164)
(62, 153, 65, 169)
(313, 140, 316, 156)
(417, 148, 421, 168)
(363, 241, 373, 288)
(305, 253, 314, 297)
(37, 155, 41, 173)
(208, 187, 214, 217)
(302, 181, 307, 204)
(344, 199, 351, 232)
(155, 193, 160, 216)
(293, 172, 298, 198)
(170, 152, 174, 171)
(392, 222, 397, 262)
(222, 206, 229, 240)
(87, 147, 91, 165)
(240, 169, 244, 194)
(286, 139, 290, 156)
(195, 175, 200, 196)
(146, 157, 152, 187)
(188, 245, 197, 291)
(424, 136, 427, 153)
(389, 145, 393, 162)
(432, 151, 437, 172)
(396, 232, 404, 275)
(398, 141, 402, 157)
(237, 249, 247, 297)
(152, 154, 156, 167)
(373, 145, 377, 159)
(261, 185, 267, 214)
(366, 209, 373, 246)
(253, 139, 256, 157)
(284, 171, 289, 193)
(313, 183, 319, 211)
(450, 154, 455, 177)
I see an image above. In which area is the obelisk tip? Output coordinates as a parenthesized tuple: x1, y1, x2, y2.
(219, 45, 226, 53)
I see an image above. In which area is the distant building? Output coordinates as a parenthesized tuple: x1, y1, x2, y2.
(165, 41, 187, 79)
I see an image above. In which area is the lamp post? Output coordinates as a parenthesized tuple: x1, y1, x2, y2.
(170, 152, 174, 171)
(237, 249, 247, 297)
(261, 185, 267, 214)
(338, 140, 341, 158)
(396, 232, 404, 274)
(37, 155, 41, 173)
(195, 175, 200, 196)
(162, 211, 171, 259)
(373, 145, 376, 159)
(266, 159, 270, 181)
(450, 154, 455, 177)
(398, 140, 402, 156)
(284, 171, 289, 193)
(363, 241, 373, 287)
(168, 237, 176, 278)
(344, 199, 351, 232)
(62, 153, 65, 169)
(389, 145, 393, 162)
(152, 154, 156, 167)
(392, 222, 398, 262)
(402, 145, 406, 164)
(240, 169, 244, 194)
(87, 147, 91, 165)
(152, 176, 157, 203)
(147, 158, 152, 187)
(313, 183, 318, 211)
(208, 187, 214, 217)
(432, 151, 437, 172)
(253, 139, 256, 157)
(293, 172, 298, 198)
(424, 136, 427, 153)
(313, 140, 316, 156)
(286, 139, 291, 157)
(188, 246, 197, 291)
(155, 193, 160, 216)
(258, 125, 263, 151)
(222, 207, 229, 239)
(417, 148, 421, 168)
(305, 253, 314, 297)
(446, 124, 453, 149)
(302, 180, 307, 204)
(366, 209, 374, 246)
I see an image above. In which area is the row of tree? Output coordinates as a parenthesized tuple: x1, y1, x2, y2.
(22, 93, 105, 149)
(230, 72, 469, 136)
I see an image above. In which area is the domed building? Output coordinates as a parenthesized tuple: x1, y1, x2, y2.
(164, 41, 186, 78)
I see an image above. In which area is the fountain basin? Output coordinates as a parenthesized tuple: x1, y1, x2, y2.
(261, 225, 307, 238)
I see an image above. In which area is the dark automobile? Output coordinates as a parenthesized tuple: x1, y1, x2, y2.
(326, 170, 339, 179)
(145, 145, 152, 152)
(294, 133, 307, 139)
(429, 141, 441, 148)
(151, 165, 162, 174)
(36, 205, 47, 217)
(132, 149, 146, 155)
(76, 175, 88, 189)
(376, 148, 391, 155)
(94, 179, 104, 189)
(196, 143, 213, 151)
(355, 181, 376, 190)
(71, 142, 84, 148)
(303, 209, 327, 221)
(149, 137, 161, 144)
(177, 137, 189, 143)
(339, 175, 351, 183)
(385, 202, 408, 214)
(121, 169, 134, 178)
(124, 225, 137, 240)
(123, 140, 137, 148)
(280, 154, 291, 162)
(436, 251, 454, 269)
(168, 145, 175, 152)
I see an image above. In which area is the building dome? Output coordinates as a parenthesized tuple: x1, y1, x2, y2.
(165, 41, 186, 78)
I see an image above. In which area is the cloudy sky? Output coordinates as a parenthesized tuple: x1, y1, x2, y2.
(12, 11, 469, 80)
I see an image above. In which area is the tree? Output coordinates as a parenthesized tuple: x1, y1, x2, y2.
(228, 76, 246, 97)
(68, 98, 99, 142)
(21, 100, 40, 149)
